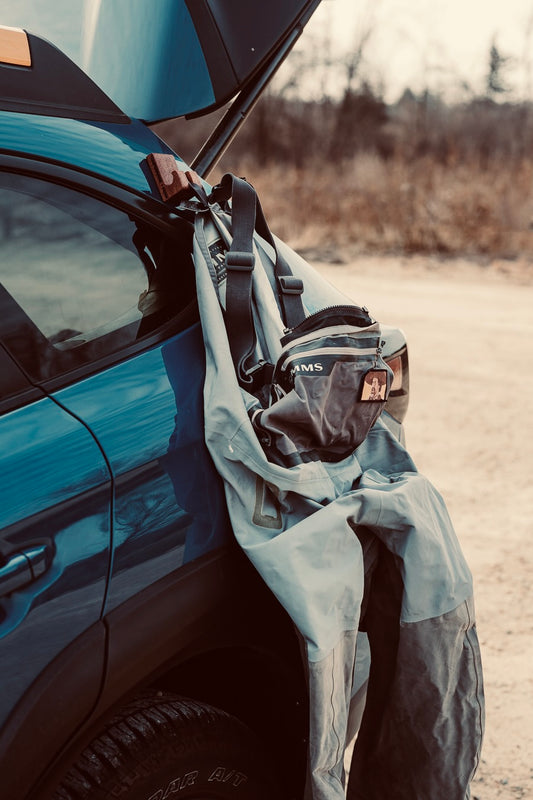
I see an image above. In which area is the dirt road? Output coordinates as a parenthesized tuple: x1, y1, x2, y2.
(315, 256, 533, 800)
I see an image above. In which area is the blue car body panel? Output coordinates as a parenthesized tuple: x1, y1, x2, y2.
(0, 124, 239, 794)
(0, 7, 325, 795)
(54, 324, 229, 614)
(0, 396, 111, 729)
(0, 107, 208, 765)
(0, 398, 109, 529)
(0, 111, 186, 195)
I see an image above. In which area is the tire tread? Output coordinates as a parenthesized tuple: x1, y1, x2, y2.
(53, 691, 272, 800)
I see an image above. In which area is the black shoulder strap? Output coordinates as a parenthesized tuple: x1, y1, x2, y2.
(252, 197, 305, 330)
(222, 175, 258, 387)
(211, 174, 305, 387)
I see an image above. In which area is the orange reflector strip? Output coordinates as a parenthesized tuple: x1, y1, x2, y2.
(0, 25, 31, 67)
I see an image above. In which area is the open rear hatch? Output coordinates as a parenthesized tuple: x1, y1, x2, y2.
(1, 2, 321, 175)
(83, 0, 322, 173)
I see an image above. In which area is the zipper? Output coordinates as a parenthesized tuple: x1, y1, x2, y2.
(279, 345, 380, 373)
(279, 323, 379, 355)
(282, 304, 374, 339)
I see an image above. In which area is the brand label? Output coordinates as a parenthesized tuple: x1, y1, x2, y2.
(208, 240, 227, 285)
(292, 362, 324, 374)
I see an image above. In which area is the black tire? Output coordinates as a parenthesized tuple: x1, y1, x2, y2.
(52, 692, 280, 800)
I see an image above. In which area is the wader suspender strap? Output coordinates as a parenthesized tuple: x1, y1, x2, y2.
(252, 197, 305, 330)
(223, 176, 258, 387)
(214, 174, 306, 387)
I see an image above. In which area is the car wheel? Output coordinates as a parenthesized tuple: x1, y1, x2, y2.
(52, 691, 280, 800)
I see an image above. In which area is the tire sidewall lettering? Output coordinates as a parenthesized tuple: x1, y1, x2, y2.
(146, 766, 248, 799)
(208, 766, 248, 787)
(146, 770, 198, 800)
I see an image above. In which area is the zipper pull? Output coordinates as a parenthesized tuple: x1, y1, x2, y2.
(374, 341, 383, 367)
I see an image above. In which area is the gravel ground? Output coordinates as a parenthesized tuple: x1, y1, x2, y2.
(314, 255, 533, 800)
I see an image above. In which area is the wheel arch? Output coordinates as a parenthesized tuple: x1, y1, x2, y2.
(24, 548, 308, 800)
(152, 641, 308, 796)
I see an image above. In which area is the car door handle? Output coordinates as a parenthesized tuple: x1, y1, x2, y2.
(0, 544, 51, 596)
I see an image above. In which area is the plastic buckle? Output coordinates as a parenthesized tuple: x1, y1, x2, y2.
(225, 251, 255, 270)
(277, 275, 304, 295)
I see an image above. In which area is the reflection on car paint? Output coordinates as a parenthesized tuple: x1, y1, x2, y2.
(54, 322, 230, 613)
(85, 0, 215, 121)
(0, 397, 109, 529)
(0, 398, 110, 728)
(161, 325, 230, 563)
(0, 111, 183, 194)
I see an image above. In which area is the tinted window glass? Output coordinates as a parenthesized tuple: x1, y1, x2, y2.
(0, 173, 194, 382)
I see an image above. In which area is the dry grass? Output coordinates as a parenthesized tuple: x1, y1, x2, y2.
(211, 154, 533, 265)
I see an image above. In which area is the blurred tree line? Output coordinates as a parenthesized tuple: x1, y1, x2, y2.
(153, 32, 533, 259)
(157, 85, 533, 170)
(155, 35, 533, 171)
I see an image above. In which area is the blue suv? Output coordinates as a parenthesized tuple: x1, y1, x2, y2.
(0, 4, 408, 799)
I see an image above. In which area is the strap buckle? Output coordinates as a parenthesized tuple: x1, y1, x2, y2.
(277, 275, 304, 295)
(225, 251, 255, 270)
